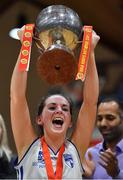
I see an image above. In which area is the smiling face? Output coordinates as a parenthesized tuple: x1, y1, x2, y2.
(37, 95, 72, 138)
(97, 101, 123, 143)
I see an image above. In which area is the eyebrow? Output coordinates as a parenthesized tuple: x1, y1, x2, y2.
(97, 113, 116, 116)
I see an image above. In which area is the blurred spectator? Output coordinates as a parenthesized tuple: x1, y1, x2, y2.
(0, 114, 17, 179)
(83, 97, 123, 179)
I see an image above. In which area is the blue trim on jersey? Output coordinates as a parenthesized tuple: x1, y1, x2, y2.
(48, 145, 60, 155)
(20, 166, 23, 180)
(15, 137, 39, 166)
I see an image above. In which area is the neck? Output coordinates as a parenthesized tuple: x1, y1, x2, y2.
(106, 142, 117, 151)
(43, 133, 65, 153)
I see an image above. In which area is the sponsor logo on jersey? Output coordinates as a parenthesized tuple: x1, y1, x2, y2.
(32, 150, 45, 168)
(63, 154, 74, 168)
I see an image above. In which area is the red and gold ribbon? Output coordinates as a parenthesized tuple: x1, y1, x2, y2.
(41, 136, 65, 180)
(76, 26, 92, 81)
(18, 24, 34, 71)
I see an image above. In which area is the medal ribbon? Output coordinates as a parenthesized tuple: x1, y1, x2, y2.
(19, 24, 34, 71)
(76, 26, 92, 81)
(41, 136, 65, 180)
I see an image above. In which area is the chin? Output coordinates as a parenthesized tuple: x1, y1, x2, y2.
(51, 128, 66, 136)
(52, 129, 64, 135)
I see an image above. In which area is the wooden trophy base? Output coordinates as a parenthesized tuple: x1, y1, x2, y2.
(36, 48, 77, 84)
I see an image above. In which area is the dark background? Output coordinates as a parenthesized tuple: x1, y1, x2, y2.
(0, 0, 123, 152)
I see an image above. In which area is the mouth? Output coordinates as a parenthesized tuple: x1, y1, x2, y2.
(52, 117, 64, 128)
(101, 130, 111, 135)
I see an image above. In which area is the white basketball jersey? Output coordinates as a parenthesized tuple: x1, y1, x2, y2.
(15, 138, 83, 179)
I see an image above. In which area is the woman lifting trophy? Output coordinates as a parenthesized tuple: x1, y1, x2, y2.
(10, 4, 100, 179)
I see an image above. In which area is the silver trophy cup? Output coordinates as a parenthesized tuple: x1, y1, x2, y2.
(34, 5, 83, 84)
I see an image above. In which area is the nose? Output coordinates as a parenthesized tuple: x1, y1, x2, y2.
(55, 106, 63, 113)
(100, 118, 108, 127)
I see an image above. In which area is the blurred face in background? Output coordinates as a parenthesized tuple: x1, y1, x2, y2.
(97, 101, 123, 143)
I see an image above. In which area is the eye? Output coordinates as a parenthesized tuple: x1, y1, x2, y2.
(62, 104, 70, 112)
(97, 115, 103, 122)
(48, 106, 56, 111)
(105, 115, 116, 121)
(62, 107, 69, 112)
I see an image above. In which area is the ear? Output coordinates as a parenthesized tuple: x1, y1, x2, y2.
(36, 116, 43, 125)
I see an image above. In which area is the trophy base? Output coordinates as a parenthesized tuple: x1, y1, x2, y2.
(36, 48, 77, 84)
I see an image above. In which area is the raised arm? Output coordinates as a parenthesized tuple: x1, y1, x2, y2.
(10, 27, 36, 159)
(72, 31, 100, 161)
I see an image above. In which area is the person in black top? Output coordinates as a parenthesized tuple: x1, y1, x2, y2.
(0, 114, 17, 179)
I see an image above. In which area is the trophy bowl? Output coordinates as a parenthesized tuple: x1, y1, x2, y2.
(34, 5, 82, 84)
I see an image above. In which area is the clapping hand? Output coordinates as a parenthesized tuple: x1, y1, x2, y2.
(99, 148, 120, 178)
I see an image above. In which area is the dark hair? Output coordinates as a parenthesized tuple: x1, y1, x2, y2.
(98, 97, 123, 118)
(37, 86, 73, 116)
